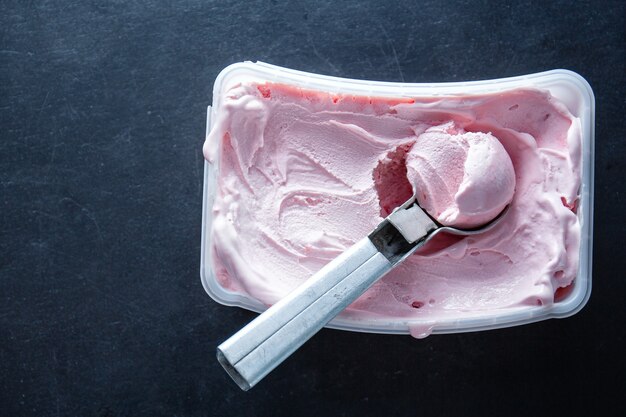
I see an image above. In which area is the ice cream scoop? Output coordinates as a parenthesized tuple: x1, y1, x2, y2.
(406, 122, 516, 228)
(217, 181, 511, 390)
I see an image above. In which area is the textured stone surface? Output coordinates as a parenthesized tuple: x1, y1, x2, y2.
(1, 1, 624, 415)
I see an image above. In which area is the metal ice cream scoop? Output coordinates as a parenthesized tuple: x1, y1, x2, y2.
(216, 197, 509, 390)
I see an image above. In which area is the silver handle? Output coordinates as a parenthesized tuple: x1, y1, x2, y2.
(217, 237, 393, 390)
(217, 202, 439, 390)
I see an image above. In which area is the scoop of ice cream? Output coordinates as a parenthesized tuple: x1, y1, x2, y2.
(405, 122, 516, 228)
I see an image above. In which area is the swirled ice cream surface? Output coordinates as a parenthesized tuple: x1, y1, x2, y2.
(204, 81, 581, 333)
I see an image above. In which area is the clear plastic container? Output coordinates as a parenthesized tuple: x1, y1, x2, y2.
(200, 61, 595, 335)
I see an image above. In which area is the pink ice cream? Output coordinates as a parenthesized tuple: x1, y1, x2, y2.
(204, 82, 581, 334)
(406, 122, 516, 228)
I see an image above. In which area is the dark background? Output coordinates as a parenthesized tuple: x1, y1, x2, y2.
(2, 1, 624, 416)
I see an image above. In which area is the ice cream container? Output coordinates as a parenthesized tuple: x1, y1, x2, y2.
(200, 61, 594, 336)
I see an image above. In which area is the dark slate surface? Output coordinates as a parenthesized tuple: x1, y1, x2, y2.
(1, 1, 624, 416)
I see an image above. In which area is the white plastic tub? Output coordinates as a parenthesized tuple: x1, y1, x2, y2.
(200, 61, 594, 336)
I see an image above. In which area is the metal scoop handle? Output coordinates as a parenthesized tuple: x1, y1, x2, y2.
(217, 201, 508, 390)
(217, 202, 436, 390)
